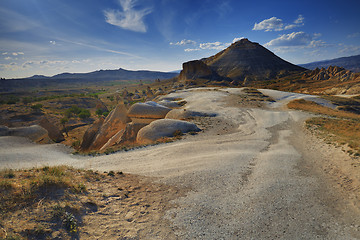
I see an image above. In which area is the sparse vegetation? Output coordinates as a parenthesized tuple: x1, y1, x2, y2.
(0, 166, 182, 239)
(30, 103, 43, 110)
(288, 99, 360, 120)
(64, 105, 91, 120)
(288, 99, 360, 156)
(95, 108, 109, 117)
(306, 117, 360, 155)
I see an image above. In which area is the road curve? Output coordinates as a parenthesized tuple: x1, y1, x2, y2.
(0, 87, 359, 239)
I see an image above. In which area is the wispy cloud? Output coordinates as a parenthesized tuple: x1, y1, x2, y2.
(184, 48, 200, 52)
(170, 39, 196, 46)
(104, 0, 152, 33)
(57, 38, 144, 59)
(265, 32, 312, 47)
(253, 15, 304, 32)
(200, 42, 230, 50)
(338, 44, 360, 55)
(347, 32, 360, 38)
(180, 38, 244, 52)
(264, 31, 329, 53)
(232, 37, 245, 43)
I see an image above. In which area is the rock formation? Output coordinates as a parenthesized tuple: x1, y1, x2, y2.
(178, 38, 305, 85)
(100, 122, 148, 151)
(136, 119, 201, 144)
(81, 104, 130, 151)
(1, 125, 52, 143)
(178, 60, 221, 81)
(305, 66, 356, 82)
(127, 102, 171, 124)
(39, 117, 64, 142)
(80, 118, 104, 151)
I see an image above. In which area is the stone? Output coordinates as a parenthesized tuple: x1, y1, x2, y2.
(136, 119, 201, 144)
(39, 117, 64, 142)
(9, 125, 51, 143)
(127, 101, 171, 119)
(80, 118, 104, 151)
(178, 60, 220, 82)
(100, 122, 147, 151)
(88, 104, 130, 150)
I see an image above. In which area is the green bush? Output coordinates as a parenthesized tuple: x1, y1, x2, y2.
(78, 109, 90, 119)
(31, 104, 43, 110)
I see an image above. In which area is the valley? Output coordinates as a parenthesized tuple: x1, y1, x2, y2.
(1, 39, 359, 239)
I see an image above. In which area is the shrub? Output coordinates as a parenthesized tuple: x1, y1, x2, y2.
(31, 104, 43, 110)
(96, 109, 104, 116)
(78, 109, 91, 119)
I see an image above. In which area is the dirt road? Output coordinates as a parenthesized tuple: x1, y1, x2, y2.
(0, 87, 359, 239)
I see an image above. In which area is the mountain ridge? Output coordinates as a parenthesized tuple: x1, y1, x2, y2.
(300, 55, 360, 72)
(25, 68, 178, 81)
(0, 68, 178, 92)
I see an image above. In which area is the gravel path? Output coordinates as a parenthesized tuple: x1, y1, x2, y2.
(0, 87, 359, 239)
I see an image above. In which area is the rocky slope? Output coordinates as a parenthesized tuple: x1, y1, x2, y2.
(300, 54, 360, 73)
(178, 38, 305, 85)
(255, 65, 360, 94)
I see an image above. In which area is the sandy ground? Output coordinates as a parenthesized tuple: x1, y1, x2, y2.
(0, 87, 359, 239)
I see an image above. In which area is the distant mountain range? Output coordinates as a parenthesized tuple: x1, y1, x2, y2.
(26, 68, 178, 81)
(1, 68, 178, 92)
(300, 55, 360, 72)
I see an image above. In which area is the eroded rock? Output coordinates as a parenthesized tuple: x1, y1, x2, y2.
(136, 119, 201, 144)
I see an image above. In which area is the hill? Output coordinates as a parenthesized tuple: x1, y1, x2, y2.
(49, 68, 177, 81)
(178, 38, 305, 86)
(0, 68, 178, 92)
(300, 55, 360, 72)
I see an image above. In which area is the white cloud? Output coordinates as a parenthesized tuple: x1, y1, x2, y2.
(294, 14, 304, 24)
(184, 48, 200, 52)
(170, 39, 196, 46)
(253, 17, 284, 31)
(2, 52, 8, 55)
(21, 60, 68, 69)
(253, 15, 304, 32)
(104, 0, 152, 33)
(347, 32, 360, 38)
(309, 40, 327, 48)
(313, 33, 322, 39)
(265, 32, 312, 47)
(264, 31, 330, 55)
(232, 37, 245, 43)
(11, 52, 24, 56)
(4, 57, 11, 60)
(338, 44, 360, 54)
(50, 41, 56, 45)
(200, 41, 230, 50)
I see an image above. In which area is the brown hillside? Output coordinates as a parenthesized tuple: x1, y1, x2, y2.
(179, 38, 305, 85)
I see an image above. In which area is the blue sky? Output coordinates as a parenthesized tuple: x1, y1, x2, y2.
(1, 0, 360, 78)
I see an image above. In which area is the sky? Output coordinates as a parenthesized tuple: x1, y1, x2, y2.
(1, 0, 360, 79)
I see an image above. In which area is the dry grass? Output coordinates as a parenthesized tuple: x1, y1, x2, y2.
(287, 99, 360, 120)
(288, 99, 360, 156)
(306, 117, 360, 155)
(0, 166, 183, 240)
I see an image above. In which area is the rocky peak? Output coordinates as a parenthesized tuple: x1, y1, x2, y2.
(178, 38, 305, 85)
